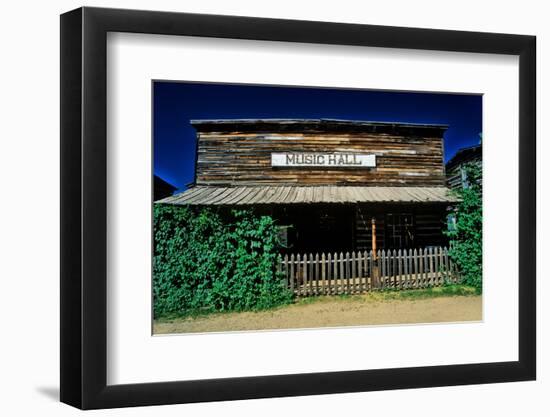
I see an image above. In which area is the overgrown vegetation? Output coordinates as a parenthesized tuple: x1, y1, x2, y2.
(153, 205, 293, 318)
(445, 162, 483, 290)
(296, 284, 479, 305)
(374, 284, 480, 300)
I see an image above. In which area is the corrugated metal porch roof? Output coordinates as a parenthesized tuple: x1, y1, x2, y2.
(158, 186, 459, 205)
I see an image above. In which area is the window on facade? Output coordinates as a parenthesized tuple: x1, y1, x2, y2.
(385, 213, 415, 249)
(277, 225, 291, 249)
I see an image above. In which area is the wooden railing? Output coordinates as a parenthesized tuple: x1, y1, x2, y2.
(278, 247, 458, 296)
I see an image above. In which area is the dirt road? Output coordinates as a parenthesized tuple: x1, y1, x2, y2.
(154, 294, 482, 334)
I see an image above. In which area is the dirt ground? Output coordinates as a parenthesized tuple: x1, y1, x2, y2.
(153, 294, 482, 334)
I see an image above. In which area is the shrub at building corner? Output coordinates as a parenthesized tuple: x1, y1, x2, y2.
(153, 205, 293, 317)
(445, 163, 483, 291)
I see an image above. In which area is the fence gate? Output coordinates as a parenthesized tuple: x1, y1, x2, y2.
(278, 247, 457, 296)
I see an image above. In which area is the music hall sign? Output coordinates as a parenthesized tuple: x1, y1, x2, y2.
(271, 152, 376, 168)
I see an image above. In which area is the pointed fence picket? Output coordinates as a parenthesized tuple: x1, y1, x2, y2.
(279, 246, 458, 296)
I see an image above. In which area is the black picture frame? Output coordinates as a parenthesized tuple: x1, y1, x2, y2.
(60, 6, 536, 410)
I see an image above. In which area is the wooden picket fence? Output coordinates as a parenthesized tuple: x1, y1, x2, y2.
(278, 246, 458, 296)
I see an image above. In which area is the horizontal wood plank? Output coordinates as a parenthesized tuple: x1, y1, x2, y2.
(195, 130, 445, 187)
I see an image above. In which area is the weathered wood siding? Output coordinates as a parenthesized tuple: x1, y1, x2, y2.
(195, 131, 446, 187)
(446, 158, 482, 190)
(445, 144, 482, 190)
(446, 166, 466, 190)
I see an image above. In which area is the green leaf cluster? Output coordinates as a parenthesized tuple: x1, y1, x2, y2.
(153, 205, 293, 317)
(445, 163, 483, 290)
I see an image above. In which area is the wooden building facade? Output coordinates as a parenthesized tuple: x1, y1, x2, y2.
(446, 144, 482, 190)
(160, 119, 458, 254)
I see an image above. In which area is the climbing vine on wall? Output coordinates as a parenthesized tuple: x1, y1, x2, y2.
(445, 163, 483, 291)
(153, 204, 292, 317)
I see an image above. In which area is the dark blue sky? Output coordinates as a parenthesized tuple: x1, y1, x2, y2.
(154, 81, 482, 191)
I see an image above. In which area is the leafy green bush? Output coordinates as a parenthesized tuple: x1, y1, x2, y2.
(153, 205, 293, 317)
(445, 163, 483, 290)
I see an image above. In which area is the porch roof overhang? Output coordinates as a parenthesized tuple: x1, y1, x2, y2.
(158, 186, 460, 206)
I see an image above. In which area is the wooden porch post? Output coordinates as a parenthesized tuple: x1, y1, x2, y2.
(372, 217, 380, 288)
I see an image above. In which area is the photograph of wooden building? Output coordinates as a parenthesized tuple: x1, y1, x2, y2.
(159, 118, 459, 255)
(152, 83, 483, 333)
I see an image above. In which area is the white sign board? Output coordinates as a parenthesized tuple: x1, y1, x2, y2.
(271, 152, 376, 168)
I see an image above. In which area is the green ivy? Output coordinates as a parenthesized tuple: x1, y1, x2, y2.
(153, 205, 293, 317)
(445, 163, 483, 291)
